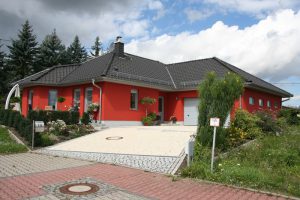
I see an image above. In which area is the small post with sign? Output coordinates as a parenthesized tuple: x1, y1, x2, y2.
(210, 117, 220, 173)
(32, 120, 45, 149)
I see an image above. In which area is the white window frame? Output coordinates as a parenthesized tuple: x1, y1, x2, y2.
(259, 99, 264, 107)
(84, 87, 93, 112)
(48, 90, 57, 110)
(267, 100, 271, 108)
(249, 97, 254, 105)
(28, 90, 33, 111)
(73, 89, 81, 107)
(130, 89, 138, 110)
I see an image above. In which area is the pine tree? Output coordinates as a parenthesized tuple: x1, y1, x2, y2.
(37, 29, 67, 71)
(7, 20, 39, 80)
(66, 35, 87, 64)
(90, 36, 102, 57)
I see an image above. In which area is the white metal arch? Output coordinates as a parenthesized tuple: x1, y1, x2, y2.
(5, 84, 21, 112)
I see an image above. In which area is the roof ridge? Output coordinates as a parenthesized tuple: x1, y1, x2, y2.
(57, 65, 81, 83)
(125, 52, 166, 65)
(212, 57, 293, 96)
(167, 57, 214, 66)
(101, 52, 115, 76)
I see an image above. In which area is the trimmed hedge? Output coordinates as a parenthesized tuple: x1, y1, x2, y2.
(0, 109, 41, 146)
(27, 110, 80, 125)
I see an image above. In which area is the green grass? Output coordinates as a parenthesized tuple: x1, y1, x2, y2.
(181, 126, 300, 197)
(0, 126, 28, 154)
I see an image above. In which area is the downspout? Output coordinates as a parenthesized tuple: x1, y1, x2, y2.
(92, 79, 102, 124)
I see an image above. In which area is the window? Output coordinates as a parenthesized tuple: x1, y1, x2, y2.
(249, 97, 254, 105)
(130, 89, 138, 110)
(259, 99, 264, 107)
(274, 101, 278, 108)
(267, 100, 271, 108)
(28, 90, 33, 111)
(84, 87, 93, 112)
(48, 90, 57, 110)
(73, 89, 80, 107)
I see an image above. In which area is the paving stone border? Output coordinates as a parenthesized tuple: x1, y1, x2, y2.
(36, 149, 185, 174)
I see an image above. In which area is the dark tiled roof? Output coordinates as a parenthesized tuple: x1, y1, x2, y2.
(15, 51, 292, 97)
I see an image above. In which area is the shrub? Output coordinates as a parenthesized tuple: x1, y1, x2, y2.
(28, 110, 79, 125)
(141, 116, 154, 126)
(197, 72, 244, 151)
(47, 120, 67, 135)
(81, 112, 91, 125)
(39, 134, 55, 147)
(232, 109, 262, 139)
(278, 108, 299, 125)
(255, 110, 279, 134)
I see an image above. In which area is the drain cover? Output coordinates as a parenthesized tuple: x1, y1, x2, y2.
(59, 183, 99, 195)
(106, 136, 123, 140)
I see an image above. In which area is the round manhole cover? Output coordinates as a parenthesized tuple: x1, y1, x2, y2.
(59, 183, 99, 195)
(106, 136, 123, 140)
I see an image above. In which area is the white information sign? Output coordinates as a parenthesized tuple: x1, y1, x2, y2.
(210, 118, 220, 127)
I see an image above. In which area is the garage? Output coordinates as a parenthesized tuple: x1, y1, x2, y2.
(184, 98, 199, 125)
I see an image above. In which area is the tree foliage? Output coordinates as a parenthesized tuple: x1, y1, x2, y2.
(7, 20, 39, 80)
(195, 72, 244, 156)
(90, 36, 102, 57)
(37, 29, 67, 71)
(66, 35, 87, 64)
(0, 44, 8, 100)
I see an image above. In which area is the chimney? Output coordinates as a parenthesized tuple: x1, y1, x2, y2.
(114, 36, 124, 57)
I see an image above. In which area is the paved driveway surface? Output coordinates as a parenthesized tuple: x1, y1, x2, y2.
(37, 126, 196, 174)
(0, 153, 292, 200)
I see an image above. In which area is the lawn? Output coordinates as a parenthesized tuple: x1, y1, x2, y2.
(0, 126, 28, 154)
(181, 125, 300, 197)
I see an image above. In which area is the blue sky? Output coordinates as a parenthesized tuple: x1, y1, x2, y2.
(0, 0, 300, 106)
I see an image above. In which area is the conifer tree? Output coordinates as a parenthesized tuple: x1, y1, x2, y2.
(66, 35, 87, 64)
(37, 29, 67, 71)
(90, 36, 102, 57)
(0, 44, 7, 97)
(7, 20, 39, 80)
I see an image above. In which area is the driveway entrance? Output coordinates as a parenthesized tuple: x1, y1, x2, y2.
(38, 126, 197, 174)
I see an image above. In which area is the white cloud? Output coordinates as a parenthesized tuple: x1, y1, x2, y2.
(126, 9, 300, 81)
(203, 0, 300, 17)
(147, 0, 165, 20)
(184, 8, 214, 22)
(0, 0, 151, 47)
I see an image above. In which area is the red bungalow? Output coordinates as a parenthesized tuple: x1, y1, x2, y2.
(15, 37, 292, 126)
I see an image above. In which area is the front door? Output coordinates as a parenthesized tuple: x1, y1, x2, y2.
(158, 96, 164, 122)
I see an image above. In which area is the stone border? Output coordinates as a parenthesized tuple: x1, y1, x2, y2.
(36, 149, 183, 174)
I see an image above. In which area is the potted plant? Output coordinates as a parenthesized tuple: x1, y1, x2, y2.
(140, 97, 156, 116)
(170, 116, 177, 124)
(142, 116, 154, 126)
(88, 103, 99, 113)
(57, 96, 66, 103)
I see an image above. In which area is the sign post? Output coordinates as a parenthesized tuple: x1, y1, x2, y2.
(210, 117, 220, 173)
(32, 121, 45, 149)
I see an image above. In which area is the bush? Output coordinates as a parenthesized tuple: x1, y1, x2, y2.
(28, 110, 79, 125)
(231, 109, 262, 140)
(47, 120, 67, 136)
(255, 110, 279, 134)
(39, 134, 55, 147)
(141, 116, 154, 125)
(278, 108, 299, 125)
(81, 112, 91, 125)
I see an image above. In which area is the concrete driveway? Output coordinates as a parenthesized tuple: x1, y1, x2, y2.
(37, 126, 197, 174)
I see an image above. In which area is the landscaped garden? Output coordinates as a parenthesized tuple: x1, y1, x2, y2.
(0, 126, 27, 154)
(0, 109, 96, 148)
(181, 72, 300, 197)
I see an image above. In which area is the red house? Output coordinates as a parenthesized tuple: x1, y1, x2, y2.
(16, 37, 292, 126)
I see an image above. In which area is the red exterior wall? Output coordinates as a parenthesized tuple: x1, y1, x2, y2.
(21, 82, 282, 122)
(101, 82, 159, 121)
(231, 88, 282, 118)
(160, 91, 198, 121)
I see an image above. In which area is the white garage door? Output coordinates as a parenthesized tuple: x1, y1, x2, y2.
(184, 98, 199, 126)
